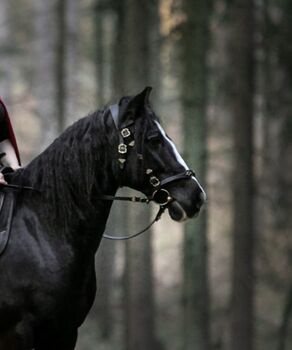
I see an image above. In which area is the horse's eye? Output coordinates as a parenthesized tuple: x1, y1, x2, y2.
(147, 132, 162, 145)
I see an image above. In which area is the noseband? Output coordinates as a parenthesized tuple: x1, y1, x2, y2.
(100, 105, 195, 240)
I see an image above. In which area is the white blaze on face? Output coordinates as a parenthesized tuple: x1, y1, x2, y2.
(155, 121, 207, 201)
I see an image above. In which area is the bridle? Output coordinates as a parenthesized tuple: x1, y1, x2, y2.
(100, 104, 195, 240)
(0, 104, 195, 241)
(0, 105, 195, 241)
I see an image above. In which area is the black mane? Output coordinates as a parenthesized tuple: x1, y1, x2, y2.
(10, 108, 117, 228)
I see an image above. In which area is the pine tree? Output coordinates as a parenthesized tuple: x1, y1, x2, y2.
(228, 1, 255, 349)
(179, 0, 212, 349)
(122, 1, 162, 349)
(33, 0, 58, 149)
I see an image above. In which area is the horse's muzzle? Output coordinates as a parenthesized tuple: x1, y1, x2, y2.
(167, 184, 206, 222)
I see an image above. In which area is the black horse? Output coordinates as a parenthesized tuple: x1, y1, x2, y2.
(0, 88, 206, 350)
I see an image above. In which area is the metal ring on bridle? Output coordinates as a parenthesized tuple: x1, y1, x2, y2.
(151, 189, 173, 206)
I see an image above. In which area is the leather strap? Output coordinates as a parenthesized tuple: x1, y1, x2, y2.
(103, 206, 165, 240)
(160, 170, 195, 187)
(98, 194, 149, 203)
(0, 183, 40, 192)
(109, 104, 119, 129)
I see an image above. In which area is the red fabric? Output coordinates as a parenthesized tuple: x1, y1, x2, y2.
(0, 98, 21, 165)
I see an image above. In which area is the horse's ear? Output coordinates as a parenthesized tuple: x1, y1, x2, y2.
(141, 86, 152, 102)
(120, 87, 153, 127)
(130, 86, 152, 110)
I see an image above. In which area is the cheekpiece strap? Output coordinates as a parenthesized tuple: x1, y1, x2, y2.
(109, 104, 135, 172)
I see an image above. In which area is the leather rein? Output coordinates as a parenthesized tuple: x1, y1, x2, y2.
(100, 105, 194, 241)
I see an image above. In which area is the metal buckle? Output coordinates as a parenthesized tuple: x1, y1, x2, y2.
(118, 144, 127, 154)
(185, 169, 195, 177)
(150, 176, 160, 187)
(121, 128, 131, 138)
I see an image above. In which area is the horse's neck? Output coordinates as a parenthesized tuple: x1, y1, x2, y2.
(15, 114, 118, 238)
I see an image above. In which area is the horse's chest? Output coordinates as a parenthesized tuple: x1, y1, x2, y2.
(41, 262, 96, 327)
(1, 236, 95, 327)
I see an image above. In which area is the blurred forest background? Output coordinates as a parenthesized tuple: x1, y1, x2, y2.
(0, 0, 292, 349)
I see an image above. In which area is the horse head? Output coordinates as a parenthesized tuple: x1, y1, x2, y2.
(109, 87, 206, 222)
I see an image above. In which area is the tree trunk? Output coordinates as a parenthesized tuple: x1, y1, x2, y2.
(33, 0, 58, 149)
(278, 283, 292, 350)
(228, 1, 255, 350)
(65, 0, 80, 125)
(0, 0, 13, 99)
(112, 0, 126, 97)
(122, 1, 161, 350)
(34, 0, 78, 141)
(92, 0, 116, 341)
(124, 234, 159, 350)
(260, 1, 292, 348)
(55, 0, 67, 133)
(180, 1, 212, 349)
(94, 0, 105, 106)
